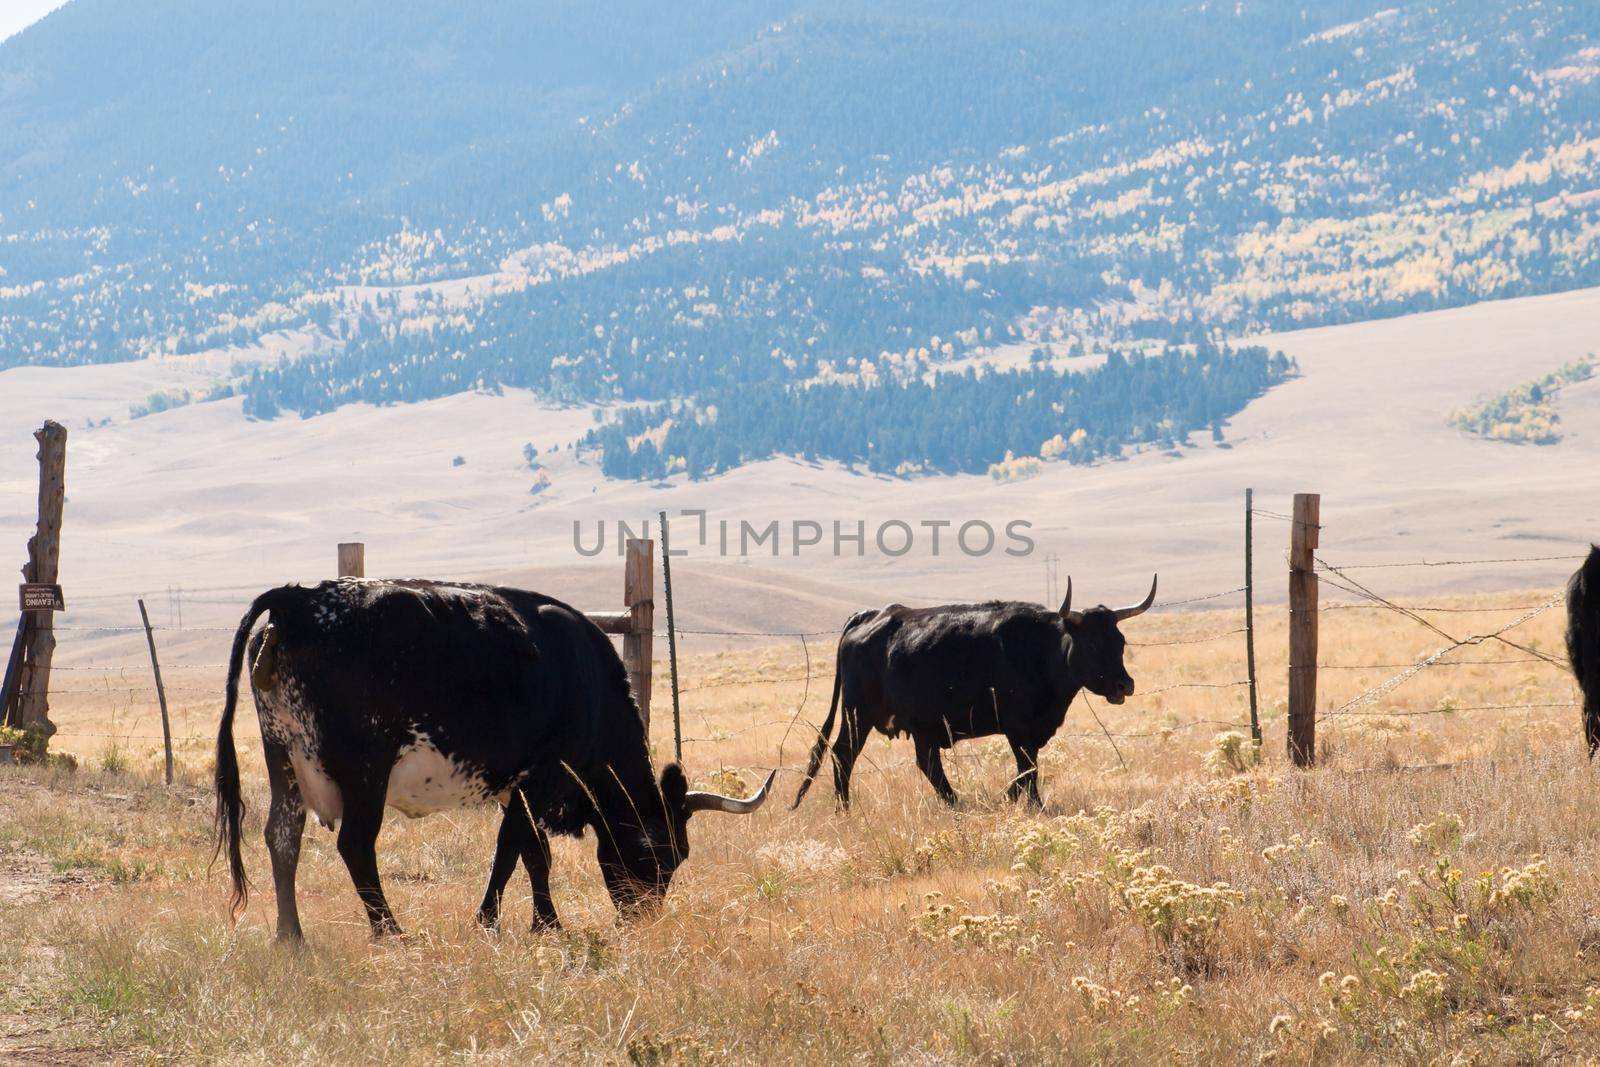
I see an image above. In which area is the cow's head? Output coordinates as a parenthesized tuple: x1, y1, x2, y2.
(1058, 575, 1157, 704)
(597, 765, 775, 918)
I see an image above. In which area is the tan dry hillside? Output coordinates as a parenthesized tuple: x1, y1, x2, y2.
(0, 284, 1595, 679)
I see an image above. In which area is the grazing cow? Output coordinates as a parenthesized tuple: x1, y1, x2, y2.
(215, 579, 772, 941)
(1567, 546, 1600, 756)
(792, 576, 1156, 809)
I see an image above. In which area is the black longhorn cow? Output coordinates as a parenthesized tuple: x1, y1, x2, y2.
(215, 578, 772, 941)
(792, 575, 1157, 809)
(1567, 546, 1600, 756)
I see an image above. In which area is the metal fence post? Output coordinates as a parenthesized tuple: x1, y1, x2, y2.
(137, 598, 173, 785)
(659, 511, 683, 764)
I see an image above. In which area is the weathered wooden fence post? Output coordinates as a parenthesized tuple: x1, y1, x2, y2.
(580, 542, 656, 732)
(1287, 492, 1320, 767)
(137, 598, 173, 785)
(1245, 488, 1260, 744)
(337, 542, 366, 578)
(9, 421, 67, 741)
(623, 538, 654, 733)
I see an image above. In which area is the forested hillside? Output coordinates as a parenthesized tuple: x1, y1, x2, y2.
(583, 344, 1292, 480)
(3, 1, 1598, 476)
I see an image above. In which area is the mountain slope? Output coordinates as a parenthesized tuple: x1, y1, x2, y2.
(3, 1, 1599, 478)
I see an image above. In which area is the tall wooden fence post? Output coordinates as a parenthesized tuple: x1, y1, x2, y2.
(623, 538, 654, 734)
(13, 421, 67, 741)
(1245, 488, 1260, 744)
(1287, 492, 1320, 767)
(337, 542, 365, 578)
(137, 599, 173, 785)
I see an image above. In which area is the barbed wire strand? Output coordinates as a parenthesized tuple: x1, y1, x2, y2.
(1317, 558, 1567, 668)
(1321, 602, 1554, 614)
(46, 663, 228, 672)
(1320, 657, 1555, 670)
(1332, 702, 1575, 720)
(1316, 585, 1567, 724)
(1251, 508, 1322, 529)
(1316, 553, 1585, 571)
(1132, 627, 1246, 648)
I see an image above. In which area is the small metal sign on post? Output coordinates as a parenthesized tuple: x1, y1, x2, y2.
(19, 584, 64, 612)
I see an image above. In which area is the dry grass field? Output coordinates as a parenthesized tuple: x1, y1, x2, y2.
(2, 589, 1597, 1064)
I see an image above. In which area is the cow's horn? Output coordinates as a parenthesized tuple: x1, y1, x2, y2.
(684, 768, 776, 815)
(1058, 577, 1084, 624)
(1112, 575, 1159, 622)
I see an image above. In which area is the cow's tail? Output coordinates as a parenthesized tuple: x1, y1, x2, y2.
(214, 586, 299, 921)
(1569, 546, 1600, 757)
(791, 610, 872, 809)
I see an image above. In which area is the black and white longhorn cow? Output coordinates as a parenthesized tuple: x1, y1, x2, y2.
(215, 578, 772, 941)
(792, 575, 1156, 809)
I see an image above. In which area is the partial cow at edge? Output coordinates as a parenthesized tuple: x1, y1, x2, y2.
(793, 575, 1157, 810)
(1567, 546, 1600, 757)
(214, 578, 772, 942)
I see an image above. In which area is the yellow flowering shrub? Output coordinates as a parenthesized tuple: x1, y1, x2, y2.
(915, 893, 1042, 956)
(1478, 856, 1557, 912)
(1406, 812, 1465, 853)
(910, 829, 960, 874)
(1261, 834, 1318, 864)
(1010, 822, 1081, 874)
(1398, 968, 1449, 1014)
(1202, 730, 1262, 776)
(1119, 864, 1243, 971)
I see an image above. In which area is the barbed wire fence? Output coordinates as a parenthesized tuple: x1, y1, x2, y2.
(1249, 493, 1583, 767)
(8, 562, 1265, 790)
(666, 569, 1265, 786)
(676, 501, 1586, 785)
(6, 496, 1589, 788)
